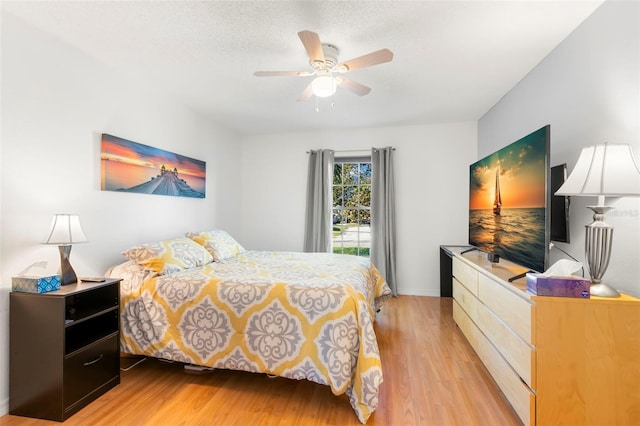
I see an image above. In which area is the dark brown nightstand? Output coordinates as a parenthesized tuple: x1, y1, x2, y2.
(9, 278, 121, 421)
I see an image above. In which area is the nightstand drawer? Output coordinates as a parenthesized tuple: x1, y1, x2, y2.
(64, 333, 119, 409)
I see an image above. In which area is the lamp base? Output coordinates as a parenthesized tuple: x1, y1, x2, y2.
(590, 283, 620, 298)
(59, 245, 78, 285)
(585, 204, 618, 298)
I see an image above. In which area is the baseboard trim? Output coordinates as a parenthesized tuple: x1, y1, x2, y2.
(0, 396, 8, 417)
(397, 288, 441, 297)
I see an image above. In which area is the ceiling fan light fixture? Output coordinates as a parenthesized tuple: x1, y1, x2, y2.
(311, 74, 336, 98)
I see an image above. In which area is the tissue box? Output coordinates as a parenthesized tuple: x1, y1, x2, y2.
(12, 275, 61, 293)
(526, 273, 590, 298)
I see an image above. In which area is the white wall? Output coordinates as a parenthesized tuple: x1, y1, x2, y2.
(239, 123, 477, 296)
(479, 0, 639, 296)
(0, 12, 242, 414)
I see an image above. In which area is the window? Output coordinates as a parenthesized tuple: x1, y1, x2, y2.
(332, 158, 371, 257)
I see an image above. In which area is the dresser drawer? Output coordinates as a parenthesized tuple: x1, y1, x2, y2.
(453, 257, 478, 295)
(477, 302, 535, 388)
(453, 300, 479, 351)
(475, 326, 535, 426)
(453, 278, 478, 323)
(64, 333, 119, 409)
(477, 273, 533, 345)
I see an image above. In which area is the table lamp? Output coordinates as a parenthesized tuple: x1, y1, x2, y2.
(555, 143, 640, 297)
(43, 214, 88, 285)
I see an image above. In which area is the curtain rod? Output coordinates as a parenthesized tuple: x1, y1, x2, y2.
(306, 148, 395, 154)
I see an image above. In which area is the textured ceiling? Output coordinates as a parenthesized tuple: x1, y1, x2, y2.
(2, 1, 604, 136)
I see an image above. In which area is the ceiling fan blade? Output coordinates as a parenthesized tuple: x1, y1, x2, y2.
(254, 70, 313, 77)
(298, 30, 325, 63)
(297, 82, 314, 102)
(338, 49, 393, 72)
(337, 77, 371, 96)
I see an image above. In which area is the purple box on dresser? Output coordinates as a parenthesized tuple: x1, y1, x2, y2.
(526, 273, 590, 298)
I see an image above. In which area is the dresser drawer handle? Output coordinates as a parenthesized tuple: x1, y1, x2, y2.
(84, 354, 104, 367)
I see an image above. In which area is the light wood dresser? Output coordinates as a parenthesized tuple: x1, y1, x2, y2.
(450, 248, 640, 426)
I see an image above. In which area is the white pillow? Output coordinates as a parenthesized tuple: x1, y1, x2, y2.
(122, 237, 213, 274)
(185, 230, 246, 261)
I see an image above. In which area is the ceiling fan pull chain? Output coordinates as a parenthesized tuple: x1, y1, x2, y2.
(315, 96, 320, 113)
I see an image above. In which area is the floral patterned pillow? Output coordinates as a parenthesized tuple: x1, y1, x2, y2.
(185, 230, 246, 261)
(122, 237, 213, 274)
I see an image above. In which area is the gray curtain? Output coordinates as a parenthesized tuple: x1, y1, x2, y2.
(371, 147, 398, 295)
(303, 149, 335, 252)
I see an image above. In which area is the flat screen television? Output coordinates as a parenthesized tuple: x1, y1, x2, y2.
(469, 125, 550, 274)
(550, 163, 570, 243)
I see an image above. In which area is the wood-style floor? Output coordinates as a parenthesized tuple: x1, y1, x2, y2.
(0, 296, 521, 426)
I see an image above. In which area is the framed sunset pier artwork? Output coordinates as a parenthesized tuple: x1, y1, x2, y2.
(101, 134, 206, 198)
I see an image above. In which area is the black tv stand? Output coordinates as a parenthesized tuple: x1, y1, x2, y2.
(440, 245, 475, 297)
(460, 247, 479, 255)
(508, 270, 534, 282)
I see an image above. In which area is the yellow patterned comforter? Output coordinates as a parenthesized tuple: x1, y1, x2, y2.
(109, 251, 391, 423)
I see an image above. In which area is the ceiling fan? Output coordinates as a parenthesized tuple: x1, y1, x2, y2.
(254, 30, 393, 101)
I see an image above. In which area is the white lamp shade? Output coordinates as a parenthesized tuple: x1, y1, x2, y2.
(43, 214, 88, 245)
(555, 143, 640, 197)
(311, 74, 337, 98)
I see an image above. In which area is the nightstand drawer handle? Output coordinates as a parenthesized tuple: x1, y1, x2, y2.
(84, 354, 104, 367)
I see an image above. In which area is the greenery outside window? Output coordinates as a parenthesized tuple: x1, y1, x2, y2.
(332, 158, 371, 257)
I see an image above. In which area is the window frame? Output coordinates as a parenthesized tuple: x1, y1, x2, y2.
(332, 156, 372, 257)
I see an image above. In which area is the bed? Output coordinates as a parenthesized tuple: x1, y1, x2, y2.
(107, 231, 391, 423)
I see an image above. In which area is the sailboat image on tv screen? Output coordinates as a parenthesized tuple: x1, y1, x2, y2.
(493, 165, 502, 215)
